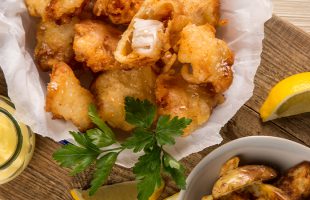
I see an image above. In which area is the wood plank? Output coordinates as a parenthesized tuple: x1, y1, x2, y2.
(272, 0, 310, 34)
(246, 15, 310, 146)
(0, 15, 310, 200)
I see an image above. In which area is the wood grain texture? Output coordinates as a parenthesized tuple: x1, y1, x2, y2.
(0, 15, 309, 200)
(272, 0, 310, 34)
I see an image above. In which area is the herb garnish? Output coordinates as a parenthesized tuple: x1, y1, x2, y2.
(53, 97, 192, 200)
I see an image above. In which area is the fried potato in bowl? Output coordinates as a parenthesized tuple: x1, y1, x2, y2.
(180, 136, 310, 200)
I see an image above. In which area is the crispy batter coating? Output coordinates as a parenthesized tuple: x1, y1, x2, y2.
(276, 161, 310, 200)
(35, 19, 78, 71)
(179, 0, 220, 26)
(93, 0, 144, 24)
(46, 62, 94, 131)
(91, 66, 156, 131)
(114, 0, 186, 67)
(155, 72, 224, 136)
(46, 0, 88, 21)
(178, 24, 234, 93)
(73, 20, 124, 72)
(25, 0, 51, 18)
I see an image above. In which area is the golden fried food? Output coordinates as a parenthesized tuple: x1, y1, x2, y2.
(25, 0, 51, 18)
(247, 184, 290, 200)
(219, 192, 253, 200)
(93, 0, 144, 24)
(35, 19, 78, 71)
(220, 156, 240, 176)
(46, 0, 88, 21)
(178, 23, 234, 93)
(115, 0, 186, 67)
(91, 66, 156, 131)
(276, 161, 310, 200)
(212, 165, 277, 199)
(155, 72, 224, 136)
(201, 195, 213, 200)
(46, 62, 94, 131)
(179, 0, 220, 26)
(73, 20, 124, 72)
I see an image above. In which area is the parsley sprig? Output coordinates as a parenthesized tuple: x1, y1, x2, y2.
(53, 97, 192, 200)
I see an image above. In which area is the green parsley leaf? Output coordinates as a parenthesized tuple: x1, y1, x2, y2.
(89, 152, 118, 196)
(122, 128, 155, 153)
(70, 131, 100, 153)
(133, 145, 161, 177)
(155, 115, 192, 146)
(137, 172, 162, 200)
(133, 145, 162, 200)
(162, 152, 186, 189)
(53, 144, 98, 176)
(125, 97, 156, 129)
(88, 104, 115, 140)
(87, 128, 115, 148)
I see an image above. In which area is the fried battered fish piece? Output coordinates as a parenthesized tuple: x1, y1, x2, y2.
(276, 161, 310, 200)
(115, 0, 187, 67)
(46, 62, 94, 131)
(155, 72, 224, 136)
(35, 19, 78, 71)
(25, 0, 51, 18)
(46, 0, 88, 21)
(73, 20, 124, 72)
(179, 0, 220, 26)
(91, 66, 156, 131)
(178, 24, 234, 93)
(93, 0, 144, 24)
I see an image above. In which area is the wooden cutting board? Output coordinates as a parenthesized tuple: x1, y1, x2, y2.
(0, 15, 309, 200)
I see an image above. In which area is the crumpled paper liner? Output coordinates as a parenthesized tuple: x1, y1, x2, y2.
(0, 0, 272, 167)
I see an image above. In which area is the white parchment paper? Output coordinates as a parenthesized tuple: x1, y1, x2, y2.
(0, 0, 272, 168)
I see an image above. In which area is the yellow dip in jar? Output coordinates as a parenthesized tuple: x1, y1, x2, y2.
(0, 96, 35, 184)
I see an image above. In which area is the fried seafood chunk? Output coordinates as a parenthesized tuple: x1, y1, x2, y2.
(46, 62, 94, 131)
(178, 24, 234, 93)
(155, 72, 224, 136)
(91, 66, 156, 131)
(115, 0, 187, 67)
(25, 0, 51, 18)
(35, 19, 77, 71)
(73, 20, 124, 72)
(179, 0, 220, 26)
(93, 0, 144, 24)
(276, 161, 310, 200)
(46, 0, 88, 21)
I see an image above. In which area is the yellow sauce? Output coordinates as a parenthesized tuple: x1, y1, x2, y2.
(0, 112, 18, 165)
(0, 97, 35, 184)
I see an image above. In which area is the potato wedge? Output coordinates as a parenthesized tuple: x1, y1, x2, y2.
(212, 165, 277, 199)
(247, 184, 291, 200)
(276, 161, 310, 200)
(220, 157, 240, 176)
(220, 192, 252, 200)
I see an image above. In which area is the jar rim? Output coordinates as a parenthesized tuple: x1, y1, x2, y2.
(0, 97, 23, 170)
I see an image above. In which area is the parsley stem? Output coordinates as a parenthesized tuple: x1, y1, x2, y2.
(100, 147, 124, 153)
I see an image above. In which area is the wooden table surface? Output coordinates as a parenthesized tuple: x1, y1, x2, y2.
(1, 2, 310, 200)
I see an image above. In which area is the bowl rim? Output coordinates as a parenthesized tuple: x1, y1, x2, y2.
(179, 136, 310, 200)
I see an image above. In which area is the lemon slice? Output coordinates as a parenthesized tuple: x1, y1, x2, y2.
(164, 193, 179, 200)
(260, 72, 310, 121)
(70, 181, 164, 200)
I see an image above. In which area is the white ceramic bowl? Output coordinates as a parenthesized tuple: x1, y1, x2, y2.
(179, 136, 310, 200)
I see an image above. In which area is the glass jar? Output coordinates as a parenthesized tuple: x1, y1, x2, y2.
(0, 95, 35, 184)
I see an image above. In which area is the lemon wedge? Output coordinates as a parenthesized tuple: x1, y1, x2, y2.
(164, 192, 179, 200)
(70, 181, 164, 200)
(260, 72, 310, 121)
